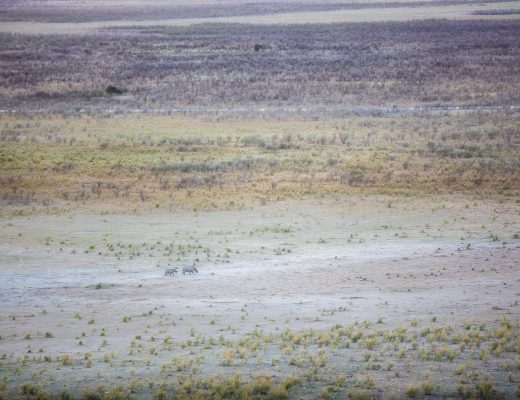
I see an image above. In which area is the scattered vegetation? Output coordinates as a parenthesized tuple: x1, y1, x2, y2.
(1, 110, 518, 213)
(2, 20, 520, 112)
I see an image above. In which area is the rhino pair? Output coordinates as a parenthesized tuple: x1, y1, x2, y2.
(164, 266, 198, 276)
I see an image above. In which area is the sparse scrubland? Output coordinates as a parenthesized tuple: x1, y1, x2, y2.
(1, 111, 519, 214)
(0, 1, 519, 399)
(2, 19, 520, 112)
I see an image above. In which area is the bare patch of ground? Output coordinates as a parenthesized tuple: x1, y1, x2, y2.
(1, 1, 520, 34)
(1, 195, 519, 398)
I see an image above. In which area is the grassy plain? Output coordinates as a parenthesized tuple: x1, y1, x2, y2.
(1, 111, 519, 215)
(0, 0, 519, 399)
(2, 19, 520, 112)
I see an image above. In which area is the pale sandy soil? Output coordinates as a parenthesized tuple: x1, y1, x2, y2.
(0, 194, 519, 397)
(1, 2, 519, 34)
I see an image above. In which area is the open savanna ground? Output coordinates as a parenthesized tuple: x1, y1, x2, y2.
(0, 1, 520, 35)
(1, 1, 520, 399)
(1, 111, 519, 215)
(0, 195, 519, 399)
(1, 0, 520, 34)
(2, 0, 519, 23)
(1, 109, 519, 399)
(1, 19, 520, 112)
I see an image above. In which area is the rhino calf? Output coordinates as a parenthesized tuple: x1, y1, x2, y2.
(164, 268, 177, 276)
(182, 266, 198, 275)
